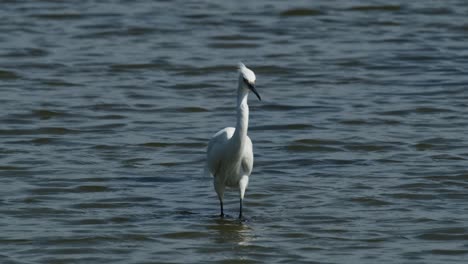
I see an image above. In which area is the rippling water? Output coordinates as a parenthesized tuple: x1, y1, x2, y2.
(1, 1, 468, 263)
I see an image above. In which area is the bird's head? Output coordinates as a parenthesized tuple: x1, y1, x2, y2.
(238, 62, 261, 101)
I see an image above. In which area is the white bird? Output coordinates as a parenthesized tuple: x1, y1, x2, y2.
(205, 63, 261, 219)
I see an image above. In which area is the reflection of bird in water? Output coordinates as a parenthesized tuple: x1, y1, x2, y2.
(212, 218, 254, 246)
(205, 63, 261, 219)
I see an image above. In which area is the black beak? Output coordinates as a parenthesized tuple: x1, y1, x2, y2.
(248, 83, 261, 101)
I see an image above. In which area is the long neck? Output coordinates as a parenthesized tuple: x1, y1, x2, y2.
(233, 86, 249, 146)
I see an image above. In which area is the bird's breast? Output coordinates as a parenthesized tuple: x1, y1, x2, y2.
(218, 157, 244, 187)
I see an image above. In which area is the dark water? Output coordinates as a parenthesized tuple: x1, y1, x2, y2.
(1, 1, 468, 263)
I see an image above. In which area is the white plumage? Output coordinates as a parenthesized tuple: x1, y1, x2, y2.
(205, 63, 261, 218)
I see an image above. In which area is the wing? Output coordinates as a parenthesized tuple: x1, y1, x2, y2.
(205, 127, 235, 177)
(241, 136, 254, 176)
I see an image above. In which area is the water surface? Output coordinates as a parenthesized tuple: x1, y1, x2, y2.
(1, 1, 468, 263)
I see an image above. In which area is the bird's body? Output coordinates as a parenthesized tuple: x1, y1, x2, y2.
(206, 127, 253, 187)
(205, 63, 261, 218)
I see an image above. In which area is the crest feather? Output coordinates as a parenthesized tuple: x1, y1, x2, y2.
(237, 62, 256, 83)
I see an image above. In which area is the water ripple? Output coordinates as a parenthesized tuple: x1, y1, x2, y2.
(1, 0, 467, 263)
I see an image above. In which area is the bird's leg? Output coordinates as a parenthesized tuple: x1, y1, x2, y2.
(238, 175, 249, 219)
(239, 198, 243, 219)
(214, 179, 225, 217)
(219, 198, 224, 217)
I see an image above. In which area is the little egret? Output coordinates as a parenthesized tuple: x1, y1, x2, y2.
(205, 63, 261, 219)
